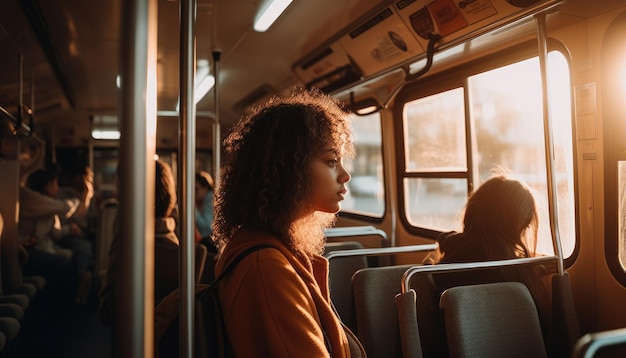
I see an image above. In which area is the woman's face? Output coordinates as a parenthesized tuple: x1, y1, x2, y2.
(308, 147, 351, 214)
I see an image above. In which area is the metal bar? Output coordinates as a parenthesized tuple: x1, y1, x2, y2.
(324, 244, 437, 261)
(116, 0, 158, 355)
(572, 328, 626, 358)
(535, 12, 565, 276)
(179, 0, 197, 356)
(212, 50, 221, 187)
(324, 226, 388, 239)
(401, 255, 559, 293)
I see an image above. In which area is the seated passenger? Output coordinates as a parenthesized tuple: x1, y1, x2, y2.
(194, 171, 216, 251)
(57, 165, 97, 242)
(100, 159, 203, 323)
(56, 165, 96, 304)
(20, 168, 77, 258)
(154, 159, 182, 302)
(423, 174, 539, 265)
(421, 173, 550, 355)
(18, 168, 77, 305)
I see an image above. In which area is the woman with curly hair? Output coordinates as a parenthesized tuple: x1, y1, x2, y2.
(212, 89, 364, 357)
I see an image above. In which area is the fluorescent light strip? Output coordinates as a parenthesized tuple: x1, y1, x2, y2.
(254, 0, 293, 32)
(92, 130, 120, 140)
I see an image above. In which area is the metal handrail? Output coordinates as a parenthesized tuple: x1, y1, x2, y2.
(401, 255, 559, 293)
(325, 244, 437, 261)
(325, 226, 388, 240)
(571, 328, 626, 358)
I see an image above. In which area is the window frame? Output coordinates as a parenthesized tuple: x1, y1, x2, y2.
(394, 39, 580, 267)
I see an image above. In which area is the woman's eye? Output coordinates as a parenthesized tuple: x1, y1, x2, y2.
(328, 159, 338, 166)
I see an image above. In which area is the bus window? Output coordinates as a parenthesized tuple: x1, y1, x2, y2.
(401, 50, 575, 258)
(402, 88, 467, 231)
(342, 112, 385, 217)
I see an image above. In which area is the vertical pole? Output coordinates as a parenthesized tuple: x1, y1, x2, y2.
(179, 0, 197, 356)
(212, 50, 221, 187)
(117, 0, 158, 356)
(535, 12, 564, 275)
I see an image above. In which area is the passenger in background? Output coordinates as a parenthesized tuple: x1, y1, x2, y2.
(57, 165, 96, 304)
(212, 89, 365, 357)
(100, 160, 201, 323)
(422, 174, 539, 265)
(18, 168, 77, 305)
(21, 168, 74, 258)
(153, 159, 183, 302)
(58, 166, 97, 242)
(194, 171, 215, 251)
(421, 173, 549, 354)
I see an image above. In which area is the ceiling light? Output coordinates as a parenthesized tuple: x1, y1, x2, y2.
(175, 59, 215, 111)
(254, 0, 292, 32)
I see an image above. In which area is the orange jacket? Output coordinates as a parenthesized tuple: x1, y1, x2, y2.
(216, 230, 350, 358)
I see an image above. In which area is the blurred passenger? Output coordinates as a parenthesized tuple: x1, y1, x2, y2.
(56, 165, 95, 304)
(100, 159, 204, 323)
(212, 89, 365, 357)
(194, 171, 215, 251)
(58, 166, 97, 242)
(20, 168, 76, 258)
(18, 168, 77, 305)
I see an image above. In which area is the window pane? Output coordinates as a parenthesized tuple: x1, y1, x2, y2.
(403, 88, 466, 172)
(342, 112, 385, 217)
(468, 52, 575, 256)
(404, 177, 467, 231)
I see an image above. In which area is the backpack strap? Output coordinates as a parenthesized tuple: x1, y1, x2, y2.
(198, 244, 275, 298)
(155, 244, 274, 342)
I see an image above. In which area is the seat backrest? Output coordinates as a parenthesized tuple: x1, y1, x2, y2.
(95, 199, 118, 289)
(571, 327, 626, 358)
(439, 282, 547, 358)
(325, 226, 389, 265)
(352, 264, 414, 358)
(399, 256, 560, 357)
(325, 241, 367, 332)
(154, 243, 208, 303)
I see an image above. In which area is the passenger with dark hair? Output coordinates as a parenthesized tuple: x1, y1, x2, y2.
(194, 170, 215, 249)
(56, 165, 96, 304)
(212, 89, 365, 357)
(421, 173, 550, 355)
(153, 159, 182, 302)
(100, 159, 196, 322)
(21, 168, 76, 258)
(424, 174, 539, 265)
(18, 168, 77, 305)
(58, 165, 97, 241)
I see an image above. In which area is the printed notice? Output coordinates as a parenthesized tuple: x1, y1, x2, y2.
(575, 83, 597, 140)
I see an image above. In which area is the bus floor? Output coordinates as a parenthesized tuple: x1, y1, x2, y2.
(15, 284, 111, 358)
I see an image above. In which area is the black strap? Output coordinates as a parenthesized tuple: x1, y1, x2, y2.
(198, 244, 274, 298)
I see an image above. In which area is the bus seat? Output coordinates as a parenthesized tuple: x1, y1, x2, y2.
(325, 241, 367, 333)
(95, 199, 118, 290)
(398, 257, 559, 357)
(0, 213, 44, 317)
(352, 264, 415, 358)
(154, 243, 208, 304)
(439, 282, 547, 358)
(571, 327, 626, 358)
(325, 226, 389, 266)
(395, 288, 423, 358)
(551, 271, 581, 357)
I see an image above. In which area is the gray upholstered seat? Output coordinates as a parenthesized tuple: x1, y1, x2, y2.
(439, 282, 547, 358)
